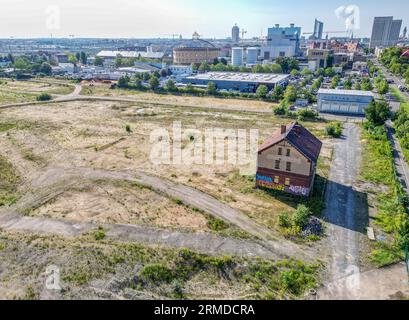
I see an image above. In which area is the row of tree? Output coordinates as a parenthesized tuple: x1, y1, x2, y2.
(380, 47, 409, 85)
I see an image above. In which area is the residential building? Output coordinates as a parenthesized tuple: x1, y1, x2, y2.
(232, 24, 240, 43)
(317, 89, 375, 115)
(256, 122, 322, 197)
(246, 47, 259, 65)
(96, 50, 165, 60)
(183, 72, 290, 93)
(261, 24, 301, 60)
(173, 47, 220, 65)
(370, 16, 402, 49)
(231, 47, 244, 67)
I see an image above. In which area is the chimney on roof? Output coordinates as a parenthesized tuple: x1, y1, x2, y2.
(281, 125, 287, 134)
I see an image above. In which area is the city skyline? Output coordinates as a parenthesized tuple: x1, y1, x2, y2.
(0, 0, 408, 39)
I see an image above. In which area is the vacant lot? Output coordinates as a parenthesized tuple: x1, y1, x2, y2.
(0, 79, 73, 104)
(81, 83, 277, 111)
(0, 98, 330, 236)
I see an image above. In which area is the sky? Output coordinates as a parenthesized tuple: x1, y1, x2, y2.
(0, 0, 408, 39)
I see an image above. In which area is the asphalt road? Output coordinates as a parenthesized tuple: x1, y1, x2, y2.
(319, 123, 367, 299)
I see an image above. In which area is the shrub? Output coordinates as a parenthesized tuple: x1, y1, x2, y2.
(278, 213, 292, 228)
(140, 264, 174, 284)
(296, 108, 318, 121)
(93, 226, 106, 240)
(207, 216, 229, 231)
(292, 205, 312, 228)
(36, 93, 52, 101)
(325, 122, 342, 138)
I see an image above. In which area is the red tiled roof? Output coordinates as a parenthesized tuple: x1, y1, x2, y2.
(258, 122, 323, 164)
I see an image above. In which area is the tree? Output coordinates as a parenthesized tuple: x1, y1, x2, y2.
(13, 57, 30, 70)
(39, 62, 52, 75)
(252, 64, 265, 73)
(331, 76, 340, 89)
(269, 63, 283, 74)
(160, 69, 168, 77)
(301, 68, 313, 76)
(284, 85, 298, 104)
(254, 85, 268, 99)
(166, 79, 177, 92)
(290, 69, 299, 77)
(149, 75, 160, 90)
(344, 77, 353, 90)
(80, 52, 87, 65)
(134, 78, 143, 89)
(271, 85, 284, 102)
(198, 62, 208, 72)
(117, 75, 130, 88)
(375, 79, 389, 95)
(324, 67, 335, 77)
(94, 56, 104, 66)
(275, 57, 299, 73)
(207, 82, 217, 95)
(36, 93, 52, 101)
(360, 78, 373, 91)
(365, 100, 391, 126)
(68, 54, 78, 64)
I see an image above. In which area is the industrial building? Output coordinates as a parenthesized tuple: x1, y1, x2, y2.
(96, 50, 165, 60)
(370, 16, 402, 49)
(261, 24, 301, 60)
(317, 89, 375, 115)
(173, 47, 220, 65)
(182, 72, 290, 92)
(256, 122, 322, 197)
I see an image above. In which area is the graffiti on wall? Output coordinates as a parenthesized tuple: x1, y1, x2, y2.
(256, 174, 310, 196)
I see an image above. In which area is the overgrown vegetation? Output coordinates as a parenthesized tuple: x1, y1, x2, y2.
(0, 230, 321, 299)
(0, 155, 20, 207)
(36, 92, 52, 101)
(361, 123, 409, 267)
(325, 122, 343, 138)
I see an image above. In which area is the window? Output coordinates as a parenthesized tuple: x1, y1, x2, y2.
(275, 160, 280, 170)
(285, 178, 291, 186)
(278, 148, 282, 156)
(274, 176, 280, 184)
(286, 162, 292, 172)
(286, 149, 291, 157)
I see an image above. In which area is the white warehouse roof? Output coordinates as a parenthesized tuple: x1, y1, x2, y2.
(97, 50, 165, 60)
(185, 72, 290, 84)
(318, 88, 375, 97)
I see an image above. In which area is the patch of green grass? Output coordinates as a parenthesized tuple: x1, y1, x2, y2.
(93, 226, 106, 241)
(0, 155, 20, 207)
(360, 125, 394, 186)
(206, 216, 229, 232)
(391, 87, 409, 113)
(22, 149, 45, 165)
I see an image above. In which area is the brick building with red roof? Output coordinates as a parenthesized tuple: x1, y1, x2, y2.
(256, 122, 322, 197)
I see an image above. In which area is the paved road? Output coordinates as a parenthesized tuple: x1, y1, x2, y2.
(319, 123, 367, 299)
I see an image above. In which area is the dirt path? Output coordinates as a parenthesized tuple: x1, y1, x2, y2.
(0, 210, 278, 259)
(1, 166, 313, 261)
(319, 123, 368, 299)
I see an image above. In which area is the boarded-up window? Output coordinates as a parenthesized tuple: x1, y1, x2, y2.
(275, 160, 280, 170)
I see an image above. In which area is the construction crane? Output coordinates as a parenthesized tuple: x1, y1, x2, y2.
(241, 29, 247, 39)
(303, 30, 351, 38)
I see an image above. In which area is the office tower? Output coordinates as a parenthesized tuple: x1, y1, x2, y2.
(312, 19, 324, 40)
(232, 24, 240, 43)
(370, 16, 402, 48)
